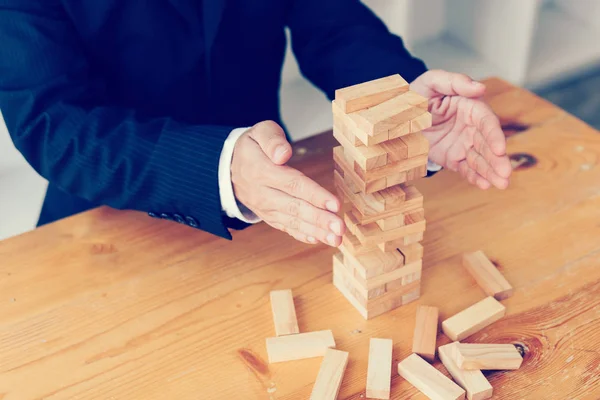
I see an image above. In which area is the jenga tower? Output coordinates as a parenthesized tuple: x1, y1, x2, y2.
(331, 74, 431, 320)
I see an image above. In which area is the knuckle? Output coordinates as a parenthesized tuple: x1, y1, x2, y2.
(288, 217, 301, 231)
(286, 199, 302, 216)
(285, 177, 303, 195)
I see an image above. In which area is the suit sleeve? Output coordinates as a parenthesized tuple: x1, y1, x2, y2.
(286, 0, 428, 99)
(0, 2, 234, 239)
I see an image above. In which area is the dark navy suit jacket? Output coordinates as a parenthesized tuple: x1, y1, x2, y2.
(0, 0, 427, 239)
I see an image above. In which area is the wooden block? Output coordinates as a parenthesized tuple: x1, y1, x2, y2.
(455, 343, 523, 371)
(438, 343, 493, 400)
(333, 146, 386, 194)
(333, 272, 420, 319)
(346, 211, 426, 247)
(342, 230, 377, 256)
(310, 348, 350, 400)
(378, 185, 407, 209)
(376, 214, 405, 231)
(442, 297, 506, 341)
(412, 305, 439, 362)
(339, 242, 408, 279)
(354, 92, 429, 135)
(402, 268, 422, 285)
(391, 242, 424, 263)
(334, 171, 385, 216)
(269, 289, 300, 337)
(354, 154, 428, 183)
(333, 126, 388, 170)
(352, 185, 423, 224)
(332, 101, 388, 146)
(334, 74, 409, 113)
(406, 165, 427, 181)
(379, 138, 409, 163)
(400, 132, 430, 158)
(333, 116, 363, 147)
(366, 338, 393, 399)
(402, 232, 424, 245)
(266, 330, 336, 363)
(410, 112, 433, 132)
(388, 120, 411, 140)
(397, 353, 466, 400)
(404, 208, 425, 225)
(462, 251, 514, 300)
(333, 254, 385, 303)
(386, 172, 408, 186)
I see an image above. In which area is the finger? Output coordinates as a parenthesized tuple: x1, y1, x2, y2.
(269, 221, 319, 245)
(466, 148, 509, 189)
(271, 211, 341, 247)
(269, 165, 341, 213)
(247, 120, 293, 165)
(419, 70, 486, 98)
(267, 189, 345, 236)
(473, 130, 512, 179)
(458, 160, 491, 189)
(471, 103, 507, 157)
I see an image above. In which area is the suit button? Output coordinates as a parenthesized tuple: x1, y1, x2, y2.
(185, 216, 199, 228)
(160, 213, 173, 221)
(173, 213, 185, 224)
(148, 211, 159, 218)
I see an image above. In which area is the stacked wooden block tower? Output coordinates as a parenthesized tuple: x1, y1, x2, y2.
(331, 74, 431, 320)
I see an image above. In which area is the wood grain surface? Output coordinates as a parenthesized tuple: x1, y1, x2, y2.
(0, 78, 599, 399)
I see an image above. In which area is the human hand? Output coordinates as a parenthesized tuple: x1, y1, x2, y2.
(410, 70, 512, 189)
(231, 120, 344, 246)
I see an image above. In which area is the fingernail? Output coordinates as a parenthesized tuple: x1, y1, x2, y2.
(327, 233, 337, 246)
(325, 200, 339, 213)
(274, 145, 289, 161)
(329, 221, 342, 236)
(307, 236, 317, 244)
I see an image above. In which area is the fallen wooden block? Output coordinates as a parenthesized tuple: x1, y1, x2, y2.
(366, 338, 393, 399)
(412, 305, 439, 362)
(438, 342, 493, 400)
(266, 330, 336, 363)
(463, 251, 514, 300)
(442, 297, 506, 341)
(398, 353, 466, 400)
(334, 74, 409, 114)
(269, 289, 300, 336)
(455, 343, 523, 370)
(309, 348, 350, 400)
(353, 92, 429, 135)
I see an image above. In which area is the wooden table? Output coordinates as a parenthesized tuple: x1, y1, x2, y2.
(1, 78, 599, 399)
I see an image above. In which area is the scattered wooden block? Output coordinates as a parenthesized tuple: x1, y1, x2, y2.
(366, 338, 393, 399)
(266, 330, 336, 363)
(334, 74, 409, 114)
(332, 101, 388, 146)
(412, 305, 439, 362)
(401, 132, 430, 158)
(438, 342, 493, 400)
(455, 343, 523, 370)
(353, 92, 429, 135)
(398, 353, 466, 400)
(463, 251, 514, 300)
(269, 289, 300, 337)
(310, 348, 350, 400)
(442, 297, 506, 341)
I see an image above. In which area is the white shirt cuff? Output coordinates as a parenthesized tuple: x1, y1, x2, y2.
(218, 127, 262, 224)
(427, 160, 443, 172)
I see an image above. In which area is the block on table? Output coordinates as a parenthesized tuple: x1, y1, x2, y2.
(266, 330, 336, 363)
(412, 305, 439, 362)
(269, 289, 300, 336)
(438, 343, 493, 400)
(442, 297, 506, 341)
(334, 74, 409, 114)
(397, 353, 466, 400)
(463, 250, 514, 300)
(455, 343, 523, 370)
(366, 338, 393, 399)
(309, 348, 350, 400)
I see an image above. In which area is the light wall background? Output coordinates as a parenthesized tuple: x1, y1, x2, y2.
(1, 0, 600, 240)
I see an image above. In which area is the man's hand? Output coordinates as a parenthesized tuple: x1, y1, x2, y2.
(411, 70, 512, 190)
(231, 121, 344, 246)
